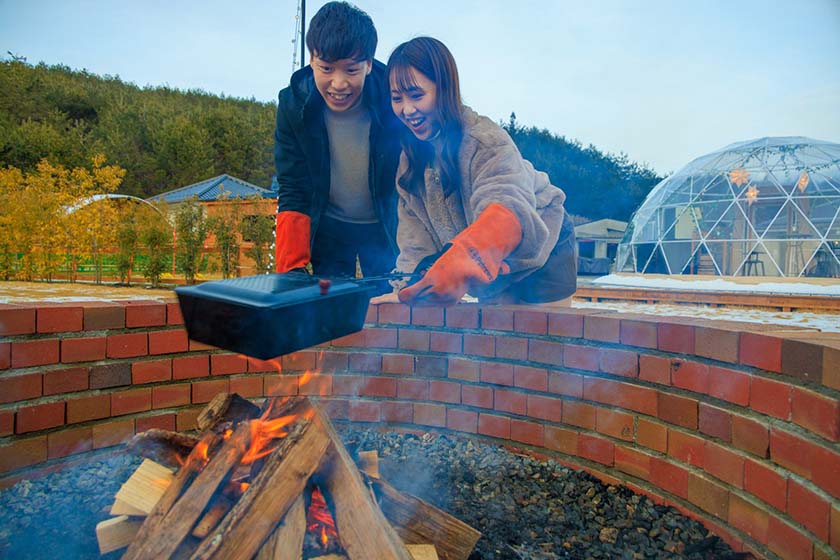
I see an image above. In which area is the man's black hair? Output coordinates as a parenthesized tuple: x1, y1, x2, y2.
(306, 1, 377, 62)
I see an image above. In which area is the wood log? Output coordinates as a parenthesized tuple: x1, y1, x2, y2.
(191, 495, 234, 539)
(121, 430, 222, 560)
(125, 429, 200, 469)
(357, 450, 379, 479)
(112, 458, 174, 515)
(196, 392, 260, 432)
(314, 407, 413, 560)
(406, 544, 440, 560)
(190, 397, 332, 560)
(370, 477, 480, 560)
(254, 495, 307, 560)
(96, 515, 143, 554)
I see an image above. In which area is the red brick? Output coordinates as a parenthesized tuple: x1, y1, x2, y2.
(636, 418, 668, 453)
(47, 426, 92, 459)
(781, 338, 823, 384)
(620, 320, 657, 349)
(480, 362, 514, 386)
(584, 315, 620, 343)
(831, 504, 840, 553)
(107, 332, 148, 358)
(671, 360, 709, 394)
(416, 356, 446, 378)
(744, 459, 787, 511)
(111, 388, 152, 415)
(695, 327, 739, 363)
(148, 329, 189, 355)
(396, 378, 428, 400)
(192, 379, 229, 404)
(494, 389, 526, 415)
(464, 334, 494, 358)
(131, 359, 172, 384)
(651, 458, 689, 499)
(136, 414, 176, 432)
(787, 479, 830, 540)
(667, 429, 705, 467)
(37, 304, 83, 333)
(125, 301, 166, 327)
(512, 366, 546, 392)
(430, 332, 461, 354)
(750, 377, 791, 420)
(247, 357, 282, 373)
(347, 400, 381, 422)
(349, 352, 382, 373)
(210, 354, 247, 376)
(731, 414, 769, 458)
(0, 306, 36, 335)
(548, 313, 583, 338)
(378, 303, 410, 325)
(514, 310, 547, 334)
(397, 329, 429, 352)
(0, 373, 41, 404)
(447, 408, 477, 433)
(767, 517, 813, 560)
(413, 402, 445, 427)
(172, 355, 209, 380)
(825, 347, 840, 392)
(0, 436, 47, 472)
(658, 323, 695, 354)
(482, 308, 513, 330)
(0, 342, 8, 370)
(526, 394, 562, 423)
(166, 302, 183, 325)
(688, 473, 730, 520)
(82, 303, 124, 330)
(381, 401, 412, 423)
(264, 375, 299, 397)
(545, 425, 578, 454)
(0, 410, 13, 436)
(548, 371, 583, 398)
(284, 351, 318, 371)
(511, 419, 544, 446)
(584, 378, 658, 416)
(528, 339, 564, 367)
(89, 362, 131, 389)
(176, 408, 201, 431)
(60, 336, 106, 363)
(791, 387, 840, 441)
(331, 330, 366, 347)
(708, 366, 750, 406)
(448, 358, 479, 382)
(299, 373, 332, 396)
(811, 445, 840, 499)
(229, 376, 263, 398)
(189, 339, 216, 352)
(657, 392, 698, 429)
(365, 304, 377, 325)
(461, 385, 493, 409)
(704, 442, 745, 488)
(496, 336, 527, 361)
(91, 418, 134, 449)
(445, 305, 478, 329)
(152, 384, 192, 408)
(11, 339, 59, 368)
(478, 413, 510, 439)
(382, 354, 414, 375)
(429, 380, 460, 404)
(599, 348, 638, 378)
(43, 367, 88, 396)
(562, 400, 597, 430)
(639, 354, 670, 385)
(578, 434, 614, 465)
(770, 428, 813, 478)
(739, 333, 782, 372)
(615, 445, 652, 480)
(411, 306, 443, 327)
(316, 351, 347, 373)
(66, 394, 110, 423)
(365, 327, 398, 349)
(699, 403, 731, 442)
(596, 408, 634, 441)
(16, 401, 65, 433)
(563, 344, 599, 371)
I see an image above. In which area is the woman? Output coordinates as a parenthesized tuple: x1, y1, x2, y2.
(382, 36, 576, 306)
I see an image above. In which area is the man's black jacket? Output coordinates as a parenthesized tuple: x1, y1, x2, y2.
(273, 60, 402, 253)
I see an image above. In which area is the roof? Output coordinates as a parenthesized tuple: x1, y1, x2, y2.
(575, 219, 628, 239)
(148, 174, 275, 203)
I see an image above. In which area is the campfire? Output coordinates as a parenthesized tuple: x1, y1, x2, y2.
(96, 393, 480, 560)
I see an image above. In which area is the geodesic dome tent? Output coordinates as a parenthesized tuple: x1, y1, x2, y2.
(615, 137, 840, 278)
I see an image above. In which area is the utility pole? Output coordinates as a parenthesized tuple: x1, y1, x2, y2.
(300, 0, 306, 69)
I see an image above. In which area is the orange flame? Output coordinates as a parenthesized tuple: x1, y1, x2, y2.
(240, 409, 313, 465)
(195, 440, 210, 462)
(299, 369, 314, 388)
(307, 486, 339, 547)
(239, 482, 250, 493)
(223, 428, 233, 440)
(321, 526, 329, 546)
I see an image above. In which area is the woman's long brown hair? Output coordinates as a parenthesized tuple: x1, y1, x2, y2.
(387, 37, 464, 196)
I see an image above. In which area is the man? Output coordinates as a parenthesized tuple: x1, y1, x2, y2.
(274, 1, 400, 292)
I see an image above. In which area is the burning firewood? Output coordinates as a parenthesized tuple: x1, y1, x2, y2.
(125, 429, 200, 469)
(110, 458, 174, 516)
(196, 392, 261, 432)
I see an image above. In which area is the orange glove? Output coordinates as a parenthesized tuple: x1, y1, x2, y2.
(274, 211, 311, 273)
(399, 203, 522, 305)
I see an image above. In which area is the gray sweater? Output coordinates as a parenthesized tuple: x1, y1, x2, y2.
(395, 106, 567, 282)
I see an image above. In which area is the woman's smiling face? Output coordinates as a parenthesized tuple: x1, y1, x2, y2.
(390, 67, 440, 141)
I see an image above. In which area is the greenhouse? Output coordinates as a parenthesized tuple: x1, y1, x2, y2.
(615, 137, 840, 278)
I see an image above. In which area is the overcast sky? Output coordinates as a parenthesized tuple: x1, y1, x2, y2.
(2, 0, 839, 175)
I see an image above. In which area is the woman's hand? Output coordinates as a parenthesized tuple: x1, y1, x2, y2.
(370, 292, 401, 305)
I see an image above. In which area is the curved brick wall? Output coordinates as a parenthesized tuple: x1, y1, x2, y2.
(1, 298, 838, 560)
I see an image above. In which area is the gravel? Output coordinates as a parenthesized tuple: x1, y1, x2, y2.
(0, 429, 741, 559)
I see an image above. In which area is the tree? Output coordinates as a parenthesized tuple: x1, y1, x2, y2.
(207, 191, 241, 279)
(137, 201, 171, 288)
(240, 212, 274, 275)
(174, 197, 208, 284)
(115, 215, 138, 284)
